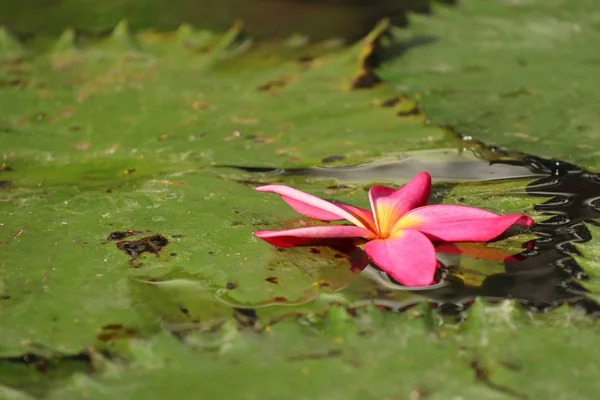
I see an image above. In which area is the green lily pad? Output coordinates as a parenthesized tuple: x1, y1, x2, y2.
(34, 303, 600, 400)
(381, 0, 600, 166)
(1, 6, 600, 399)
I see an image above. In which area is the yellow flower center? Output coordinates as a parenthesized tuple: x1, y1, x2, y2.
(373, 206, 422, 239)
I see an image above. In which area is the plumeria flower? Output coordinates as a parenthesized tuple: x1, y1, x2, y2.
(254, 172, 533, 287)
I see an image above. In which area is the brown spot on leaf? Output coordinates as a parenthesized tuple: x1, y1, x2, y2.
(265, 277, 278, 284)
(1, 226, 27, 244)
(350, 20, 389, 90)
(1, 163, 13, 171)
(97, 323, 139, 342)
(106, 230, 141, 241)
(381, 97, 400, 107)
(231, 221, 243, 226)
(0, 181, 12, 190)
(179, 307, 190, 316)
(123, 168, 136, 175)
(102, 323, 123, 330)
(115, 234, 169, 263)
(326, 184, 354, 191)
(309, 248, 321, 254)
(35, 360, 47, 373)
(470, 355, 491, 381)
(321, 155, 346, 164)
(398, 107, 422, 117)
(297, 55, 315, 69)
(498, 360, 522, 371)
(2, 78, 27, 88)
(274, 296, 287, 302)
(351, 69, 382, 90)
(148, 235, 169, 247)
(251, 221, 269, 226)
(226, 282, 238, 290)
(234, 308, 259, 327)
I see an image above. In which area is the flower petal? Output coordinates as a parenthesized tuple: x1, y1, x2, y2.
(368, 172, 431, 236)
(256, 185, 367, 228)
(335, 203, 377, 232)
(254, 225, 373, 247)
(401, 204, 534, 242)
(364, 229, 437, 286)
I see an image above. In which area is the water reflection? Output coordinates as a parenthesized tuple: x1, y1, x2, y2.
(364, 156, 600, 313)
(225, 148, 547, 182)
(226, 148, 600, 313)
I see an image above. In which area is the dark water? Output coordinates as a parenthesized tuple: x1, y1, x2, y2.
(226, 146, 600, 314)
(0, 0, 435, 41)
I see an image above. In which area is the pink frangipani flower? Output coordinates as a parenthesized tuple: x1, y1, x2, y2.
(253, 172, 533, 287)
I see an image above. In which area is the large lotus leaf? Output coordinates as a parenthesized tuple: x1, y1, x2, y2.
(572, 224, 600, 299)
(0, 22, 450, 356)
(0, 166, 388, 355)
(26, 303, 600, 400)
(381, 0, 600, 166)
(1, 6, 600, 399)
(1, 21, 444, 171)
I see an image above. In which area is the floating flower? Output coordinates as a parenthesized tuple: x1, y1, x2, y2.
(254, 172, 533, 287)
